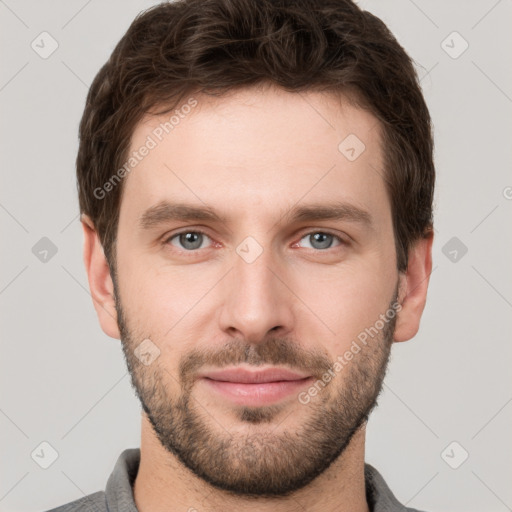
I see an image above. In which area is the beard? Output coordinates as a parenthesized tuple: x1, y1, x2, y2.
(114, 277, 397, 498)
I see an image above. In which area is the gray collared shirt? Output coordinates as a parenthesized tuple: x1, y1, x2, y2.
(46, 448, 425, 512)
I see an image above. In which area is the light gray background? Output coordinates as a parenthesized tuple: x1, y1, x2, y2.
(1, 1, 511, 511)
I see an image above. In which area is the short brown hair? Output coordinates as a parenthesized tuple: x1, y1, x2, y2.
(77, 0, 434, 273)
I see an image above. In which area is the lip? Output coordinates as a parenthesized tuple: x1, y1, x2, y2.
(198, 367, 313, 406)
(199, 367, 311, 383)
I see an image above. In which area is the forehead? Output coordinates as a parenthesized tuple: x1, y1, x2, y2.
(120, 86, 388, 228)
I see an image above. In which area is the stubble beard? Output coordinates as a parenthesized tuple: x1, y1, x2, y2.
(114, 279, 397, 497)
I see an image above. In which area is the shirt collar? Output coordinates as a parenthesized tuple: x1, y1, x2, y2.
(105, 448, 421, 512)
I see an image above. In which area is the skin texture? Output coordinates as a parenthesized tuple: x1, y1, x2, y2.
(82, 84, 433, 512)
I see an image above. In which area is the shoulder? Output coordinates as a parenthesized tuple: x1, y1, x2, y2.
(43, 490, 107, 512)
(365, 463, 428, 512)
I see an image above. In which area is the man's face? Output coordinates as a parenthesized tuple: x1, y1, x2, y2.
(113, 85, 400, 496)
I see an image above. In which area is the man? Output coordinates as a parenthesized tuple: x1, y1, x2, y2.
(49, 0, 434, 510)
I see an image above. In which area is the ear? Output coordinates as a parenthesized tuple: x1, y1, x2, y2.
(81, 214, 120, 340)
(393, 230, 434, 342)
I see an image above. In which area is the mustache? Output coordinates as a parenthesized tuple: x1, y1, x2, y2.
(179, 337, 333, 386)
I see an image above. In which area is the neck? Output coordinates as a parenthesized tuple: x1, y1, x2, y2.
(133, 414, 370, 512)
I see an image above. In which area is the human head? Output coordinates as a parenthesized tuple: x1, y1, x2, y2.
(79, 0, 434, 499)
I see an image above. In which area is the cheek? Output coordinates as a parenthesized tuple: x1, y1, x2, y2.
(115, 252, 170, 334)
(292, 259, 396, 355)
(116, 255, 216, 342)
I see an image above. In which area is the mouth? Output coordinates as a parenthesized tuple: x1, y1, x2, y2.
(198, 366, 314, 406)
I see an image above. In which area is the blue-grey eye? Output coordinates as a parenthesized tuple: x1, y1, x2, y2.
(299, 232, 341, 250)
(169, 231, 210, 250)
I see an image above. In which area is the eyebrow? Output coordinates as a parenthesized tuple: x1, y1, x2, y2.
(138, 200, 373, 231)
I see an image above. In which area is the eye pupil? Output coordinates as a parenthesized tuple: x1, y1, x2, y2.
(180, 232, 203, 250)
(310, 232, 333, 249)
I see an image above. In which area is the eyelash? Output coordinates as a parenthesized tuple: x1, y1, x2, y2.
(163, 229, 348, 253)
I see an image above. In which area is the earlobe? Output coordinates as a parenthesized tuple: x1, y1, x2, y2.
(81, 214, 121, 340)
(393, 230, 434, 343)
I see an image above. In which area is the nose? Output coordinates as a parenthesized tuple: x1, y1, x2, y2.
(218, 241, 295, 344)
